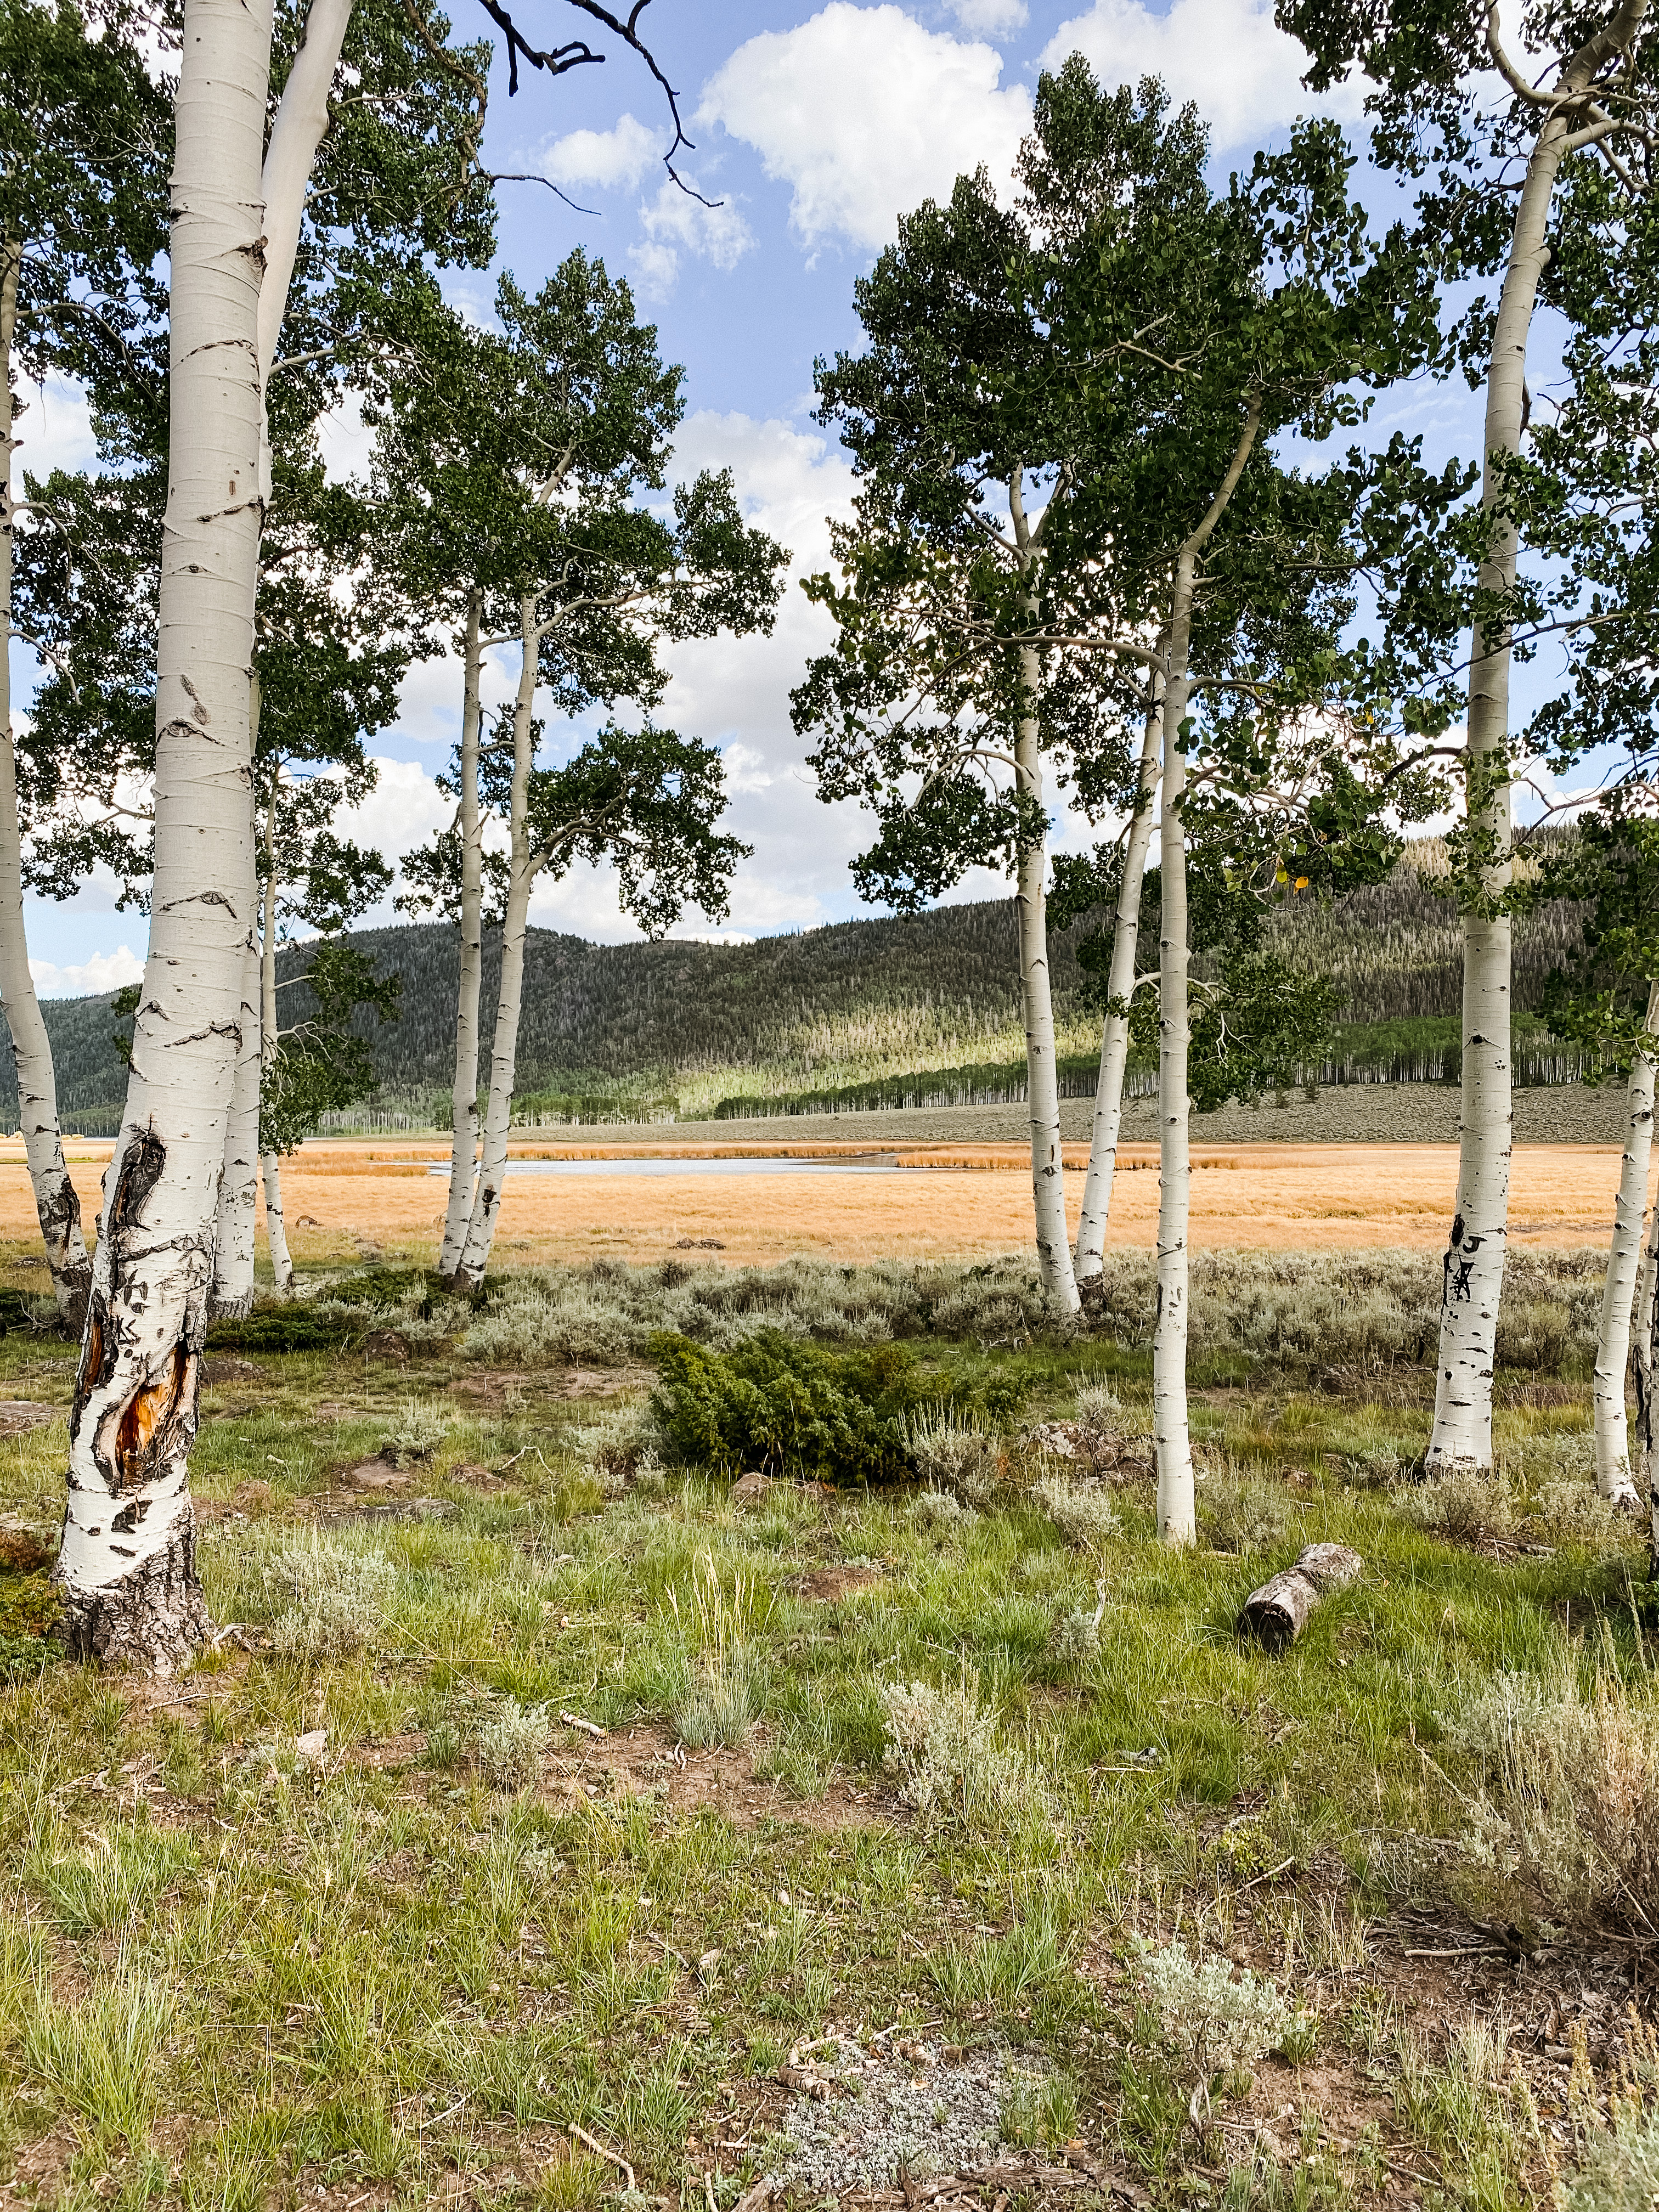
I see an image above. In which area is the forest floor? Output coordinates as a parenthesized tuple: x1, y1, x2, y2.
(0, 1133, 1634, 1271)
(0, 1242, 1652, 2212)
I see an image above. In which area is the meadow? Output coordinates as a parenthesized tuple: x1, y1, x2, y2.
(1, 1212, 1657, 2211)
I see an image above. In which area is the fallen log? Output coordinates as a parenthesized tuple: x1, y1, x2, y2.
(1238, 1541, 1362, 1654)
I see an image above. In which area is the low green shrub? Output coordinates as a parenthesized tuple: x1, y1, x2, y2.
(650, 1330, 924, 1485)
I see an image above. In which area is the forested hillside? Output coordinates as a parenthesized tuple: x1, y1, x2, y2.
(3, 851, 1587, 1133)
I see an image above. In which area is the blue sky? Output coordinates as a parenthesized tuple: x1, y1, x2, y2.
(19, 0, 1500, 994)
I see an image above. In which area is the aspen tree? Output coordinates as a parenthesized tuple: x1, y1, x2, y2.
(51, 0, 696, 1667)
(382, 266, 783, 1287)
(1281, 0, 1659, 1471)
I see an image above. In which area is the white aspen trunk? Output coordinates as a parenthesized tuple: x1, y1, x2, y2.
(210, 680, 263, 1320)
(1149, 403, 1261, 1547)
(208, 935, 261, 1318)
(1009, 479, 1079, 1316)
(454, 596, 539, 1291)
(262, 1151, 293, 1293)
(438, 592, 484, 1283)
(1427, 2, 1650, 1471)
(0, 236, 93, 1328)
(1592, 981, 1659, 1504)
(1075, 679, 1163, 1284)
(54, 0, 273, 1672)
(256, 789, 294, 1295)
(1153, 557, 1197, 1547)
(253, 0, 352, 496)
(1635, 1150, 1659, 1568)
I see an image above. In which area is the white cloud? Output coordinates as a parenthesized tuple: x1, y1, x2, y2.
(948, 0, 1028, 31)
(543, 111, 661, 193)
(631, 179, 755, 298)
(723, 742, 772, 795)
(1041, 0, 1358, 149)
(30, 945, 144, 1000)
(699, 3, 1030, 252)
(14, 377, 97, 483)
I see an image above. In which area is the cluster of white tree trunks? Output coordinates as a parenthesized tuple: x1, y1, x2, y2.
(14, 0, 1659, 1673)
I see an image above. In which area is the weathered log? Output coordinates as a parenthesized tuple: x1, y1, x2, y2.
(1237, 1542, 1362, 1654)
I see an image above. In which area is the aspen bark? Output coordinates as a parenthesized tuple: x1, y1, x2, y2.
(210, 679, 264, 1319)
(439, 592, 484, 1283)
(1592, 981, 1659, 1503)
(0, 235, 93, 1328)
(262, 1150, 293, 1293)
(1009, 477, 1079, 1316)
(1636, 1153, 1659, 1570)
(1075, 680, 1163, 1284)
(1151, 403, 1261, 1547)
(257, 810, 294, 1295)
(208, 934, 261, 1318)
(454, 596, 539, 1290)
(1153, 555, 1197, 1547)
(1428, 0, 1650, 1472)
(54, 0, 273, 1672)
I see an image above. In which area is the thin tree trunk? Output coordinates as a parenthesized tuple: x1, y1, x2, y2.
(1636, 1149, 1659, 1572)
(209, 935, 261, 1319)
(54, 0, 274, 1672)
(1153, 556, 1197, 1547)
(1427, 0, 1649, 1472)
(455, 595, 539, 1291)
(257, 793, 294, 1296)
(1076, 678, 1163, 1285)
(210, 680, 263, 1321)
(0, 234, 92, 1328)
(1009, 476, 1079, 1316)
(262, 1150, 293, 1293)
(1152, 402, 1261, 1548)
(439, 591, 483, 1283)
(1592, 981, 1659, 1504)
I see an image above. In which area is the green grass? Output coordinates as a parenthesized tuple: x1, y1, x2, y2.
(0, 1252, 1639, 2208)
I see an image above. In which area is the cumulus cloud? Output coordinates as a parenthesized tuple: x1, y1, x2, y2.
(699, 3, 1030, 252)
(1041, 0, 1356, 149)
(30, 945, 144, 1000)
(543, 110, 660, 192)
(631, 179, 755, 298)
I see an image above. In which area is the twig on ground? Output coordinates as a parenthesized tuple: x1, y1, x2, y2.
(568, 2123, 635, 2192)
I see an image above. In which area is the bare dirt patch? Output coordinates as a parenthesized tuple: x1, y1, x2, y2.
(537, 1719, 894, 1832)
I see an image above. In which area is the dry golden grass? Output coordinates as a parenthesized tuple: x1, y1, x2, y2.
(0, 1134, 1628, 1271)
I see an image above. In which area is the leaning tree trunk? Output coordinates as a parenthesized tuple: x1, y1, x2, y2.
(256, 828, 294, 1295)
(208, 933, 262, 1319)
(0, 236, 92, 1329)
(1592, 983, 1659, 1504)
(1424, 9, 1649, 1470)
(1075, 680, 1163, 1285)
(439, 590, 484, 1283)
(1009, 495, 1079, 1317)
(454, 596, 539, 1291)
(53, 0, 274, 1673)
(1153, 557, 1197, 1547)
